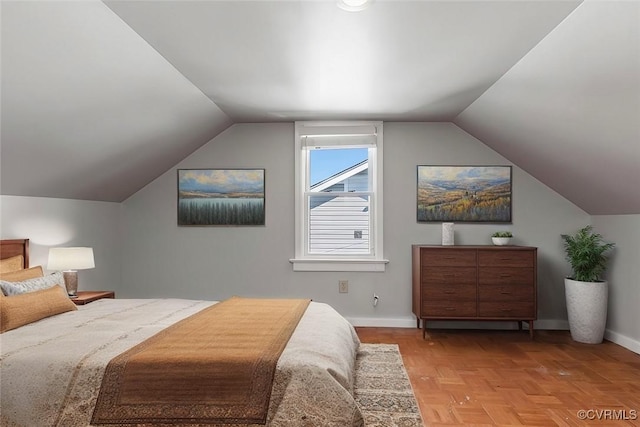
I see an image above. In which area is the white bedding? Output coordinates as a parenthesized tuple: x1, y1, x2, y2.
(0, 298, 363, 427)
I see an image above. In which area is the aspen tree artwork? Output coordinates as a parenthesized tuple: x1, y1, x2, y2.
(417, 166, 511, 223)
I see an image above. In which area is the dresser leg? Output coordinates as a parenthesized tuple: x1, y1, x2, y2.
(529, 321, 534, 339)
(417, 318, 420, 329)
(518, 321, 523, 330)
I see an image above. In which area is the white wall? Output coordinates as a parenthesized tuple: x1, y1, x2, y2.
(120, 122, 589, 328)
(592, 215, 640, 354)
(0, 195, 121, 292)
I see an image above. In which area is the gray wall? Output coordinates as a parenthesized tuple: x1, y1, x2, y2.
(592, 215, 640, 353)
(120, 122, 589, 328)
(0, 195, 121, 291)
(3, 123, 637, 353)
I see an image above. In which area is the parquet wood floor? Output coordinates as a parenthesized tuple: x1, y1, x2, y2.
(356, 328, 640, 426)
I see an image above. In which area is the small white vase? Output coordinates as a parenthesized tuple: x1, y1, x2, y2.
(564, 278, 608, 344)
(492, 237, 512, 245)
(442, 223, 454, 246)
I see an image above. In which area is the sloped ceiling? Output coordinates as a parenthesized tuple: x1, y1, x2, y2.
(1, 0, 638, 214)
(456, 1, 640, 215)
(0, 1, 232, 202)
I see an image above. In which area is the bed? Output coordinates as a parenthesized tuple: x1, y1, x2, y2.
(0, 239, 364, 426)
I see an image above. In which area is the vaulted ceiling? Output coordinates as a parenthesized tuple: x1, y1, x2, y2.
(1, 0, 638, 214)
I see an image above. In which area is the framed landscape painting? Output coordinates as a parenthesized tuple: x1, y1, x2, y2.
(417, 166, 512, 223)
(178, 169, 265, 226)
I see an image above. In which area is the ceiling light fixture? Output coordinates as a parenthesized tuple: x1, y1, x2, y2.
(337, 0, 372, 12)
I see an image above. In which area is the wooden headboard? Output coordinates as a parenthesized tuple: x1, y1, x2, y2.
(0, 239, 30, 268)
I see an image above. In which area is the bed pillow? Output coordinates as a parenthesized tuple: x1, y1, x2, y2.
(0, 255, 24, 273)
(0, 266, 44, 282)
(0, 271, 65, 296)
(0, 285, 77, 333)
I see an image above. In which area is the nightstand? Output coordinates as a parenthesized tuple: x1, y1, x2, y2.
(72, 291, 115, 305)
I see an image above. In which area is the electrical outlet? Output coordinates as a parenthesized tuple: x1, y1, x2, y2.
(338, 280, 349, 293)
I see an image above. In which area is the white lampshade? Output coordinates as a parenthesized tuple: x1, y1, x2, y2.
(47, 247, 95, 271)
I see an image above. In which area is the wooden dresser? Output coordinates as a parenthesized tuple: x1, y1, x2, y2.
(412, 245, 537, 338)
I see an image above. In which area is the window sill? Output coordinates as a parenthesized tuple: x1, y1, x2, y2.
(289, 258, 388, 272)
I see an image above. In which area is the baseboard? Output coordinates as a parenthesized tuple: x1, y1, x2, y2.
(605, 329, 640, 355)
(534, 319, 569, 330)
(347, 317, 569, 330)
(347, 316, 416, 328)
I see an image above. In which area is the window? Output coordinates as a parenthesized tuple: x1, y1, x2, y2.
(291, 121, 387, 272)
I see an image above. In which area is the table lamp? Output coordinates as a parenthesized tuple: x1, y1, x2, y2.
(47, 247, 95, 297)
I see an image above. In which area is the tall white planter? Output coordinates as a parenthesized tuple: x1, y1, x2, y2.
(564, 278, 608, 344)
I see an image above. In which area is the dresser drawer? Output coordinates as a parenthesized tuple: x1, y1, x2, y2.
(479, 284, 533, 302)
(423, 300, 477, 317)
(478, 267, 534, 286)
(478, 250, 534, 268)
(423, 283, 476, 300)
(478, 301, 534, 318)
(422, 267, 476, 285)
(421, 249, 476, 267)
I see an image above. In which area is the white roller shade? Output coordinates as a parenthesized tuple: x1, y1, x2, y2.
(298, 124, 377, 137)
(302, 135, 377, 149)
(300, 124, 378, 149)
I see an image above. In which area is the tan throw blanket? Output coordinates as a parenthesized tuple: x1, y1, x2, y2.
(92, 297, 310, 425)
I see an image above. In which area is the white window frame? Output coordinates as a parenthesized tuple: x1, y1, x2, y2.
(290, 121, 388, 272)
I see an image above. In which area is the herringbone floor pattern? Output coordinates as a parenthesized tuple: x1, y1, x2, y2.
(356, 328, 640, 426)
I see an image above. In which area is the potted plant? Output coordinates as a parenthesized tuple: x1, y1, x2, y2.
(491, 231, 513, 246)
(561, 225, 615, 344)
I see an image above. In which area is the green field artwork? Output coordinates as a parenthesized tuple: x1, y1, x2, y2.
(178, 169, 265, 226)
(417, 166, 511, 222)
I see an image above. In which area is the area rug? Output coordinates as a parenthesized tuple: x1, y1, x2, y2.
(355, 344, 424, 427)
